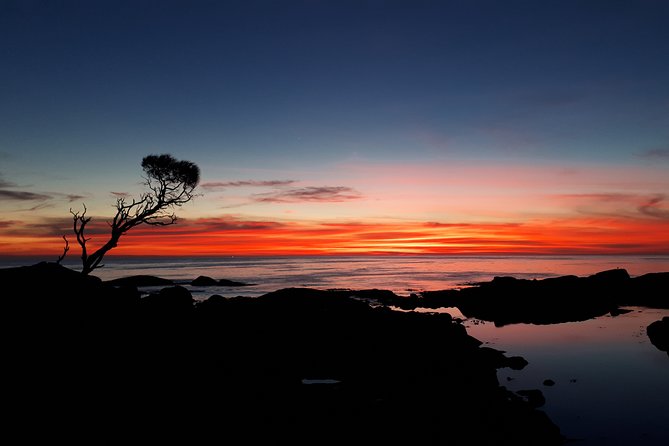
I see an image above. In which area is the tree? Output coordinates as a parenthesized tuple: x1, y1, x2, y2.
(69, 154, 200, 275)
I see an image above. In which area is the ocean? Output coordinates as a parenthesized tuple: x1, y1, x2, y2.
(4, 254, 668, 300)
(3, 254, 668, 444)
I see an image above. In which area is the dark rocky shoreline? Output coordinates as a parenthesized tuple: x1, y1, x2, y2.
(392, 268, 669, 325)
(4, 262, 667, 443)
(3, 262, 565, 444)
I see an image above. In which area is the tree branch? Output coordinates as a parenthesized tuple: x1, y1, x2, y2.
(71, 205, 91, 267)
(56, 235, 69, 264)
(68, 154, 199, 275)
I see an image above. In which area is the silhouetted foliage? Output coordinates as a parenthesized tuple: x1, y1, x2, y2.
(68, 154, 199, 275)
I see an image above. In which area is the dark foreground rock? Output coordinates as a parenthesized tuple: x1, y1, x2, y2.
(2, 262, 563, 445)
(647, 317, 669, 356)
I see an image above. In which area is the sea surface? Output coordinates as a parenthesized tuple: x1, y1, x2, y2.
(5, 254, 668, 300)
(466, 308, 669, 445)
(3, 254, 668, 444)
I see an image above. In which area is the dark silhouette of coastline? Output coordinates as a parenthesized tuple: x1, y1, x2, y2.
(408, 269, 669, 326)
(3, 262, 566, 444)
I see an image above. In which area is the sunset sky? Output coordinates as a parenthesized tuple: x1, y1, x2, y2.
(1, 0, 668, 256)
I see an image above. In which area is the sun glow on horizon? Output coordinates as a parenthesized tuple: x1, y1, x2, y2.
(3, 214, 668, 257)
(2, 2, 669, 265)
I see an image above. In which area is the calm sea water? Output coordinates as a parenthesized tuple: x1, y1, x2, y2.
(3, 254, 668, 444)
(466, 308, 669, 446)
(5, 254, 668, 300)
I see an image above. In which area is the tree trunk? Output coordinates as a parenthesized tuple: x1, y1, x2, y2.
(81, 233, 121, 275)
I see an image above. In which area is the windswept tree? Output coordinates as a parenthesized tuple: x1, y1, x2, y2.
(69, 154, 200, 275)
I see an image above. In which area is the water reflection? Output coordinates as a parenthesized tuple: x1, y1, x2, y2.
(465, 308, 669, 446)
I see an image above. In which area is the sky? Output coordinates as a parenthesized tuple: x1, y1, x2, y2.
(1, 0, 669, 257)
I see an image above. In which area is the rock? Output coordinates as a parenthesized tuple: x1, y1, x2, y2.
(105, 275, 173, 287)
(517, 389, 546, 408)
(610, 308, 633, 317)
(0, 262, 107, 314)
(647, 317, 669, 356)
(191, 275, 219, 286)
(628, 273, 669, 308)
(141, 286, 194, 315)
(543, 379, 556, 386)
(477, 347, 528, 370)
(2, 267, 565, 445)
(0, 261, 101, 292)
(191, 276, 251, 286)
(218, 278, 252, 287)
(587, 268, 630, 283)
(421, 269, 639, 326)
(506, 356, 529, 370)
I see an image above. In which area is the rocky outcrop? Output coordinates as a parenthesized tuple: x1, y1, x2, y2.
(105, 275, 174, 287)
(3, 263, 564, 445)
(187, 287, 563, 445)
(191, 275, 251, 286)
(517, 389, 546, 408)
(647, 317, 669, 356)
(628, 273, 669, 308)
(191, 275, 219, 286)
(142, 285, 194, 311)
(419, 268, 667, 326)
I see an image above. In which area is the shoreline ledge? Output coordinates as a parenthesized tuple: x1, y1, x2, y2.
(4, 262, 564, 445)
(413, 268, 669, 326)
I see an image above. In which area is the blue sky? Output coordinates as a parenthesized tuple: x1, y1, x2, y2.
(1, 1, 668, 255)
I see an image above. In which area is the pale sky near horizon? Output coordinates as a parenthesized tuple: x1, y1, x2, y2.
(1, 0, 668, 256)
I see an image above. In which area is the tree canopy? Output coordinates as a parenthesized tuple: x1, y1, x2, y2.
(67, 154, 200, 275)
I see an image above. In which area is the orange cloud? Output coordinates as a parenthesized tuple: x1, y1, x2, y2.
(4, 214, 667, 257)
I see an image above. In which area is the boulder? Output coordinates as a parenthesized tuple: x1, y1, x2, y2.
(0, 261, 101, 295)
(647, 317, 669, 356)
(477, 347, 528, 370)
(105, 275, 173, 287)
(191, 275, 219, 286)
(143, 285, 193, 308)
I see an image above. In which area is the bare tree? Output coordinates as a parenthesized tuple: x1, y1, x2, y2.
(56, 235, 69, 264)
(69, 154, 200, 275)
